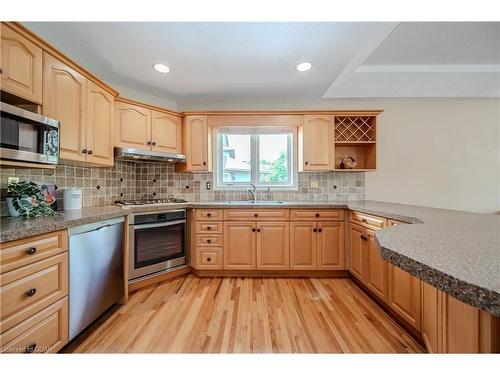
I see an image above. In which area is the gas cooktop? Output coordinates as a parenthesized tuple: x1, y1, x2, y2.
(115, 198, 188, 206)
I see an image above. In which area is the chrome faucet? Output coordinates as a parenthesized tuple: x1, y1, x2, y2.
(247, 183, 256, 203)
(266, 187, 272, 201)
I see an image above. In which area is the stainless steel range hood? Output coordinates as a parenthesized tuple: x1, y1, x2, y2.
(114, 147, 186, 163)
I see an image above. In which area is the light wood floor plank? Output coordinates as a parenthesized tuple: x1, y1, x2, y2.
(64, 275, 425, 353)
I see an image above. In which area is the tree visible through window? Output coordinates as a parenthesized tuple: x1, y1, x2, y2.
(215, 128, 295, 188)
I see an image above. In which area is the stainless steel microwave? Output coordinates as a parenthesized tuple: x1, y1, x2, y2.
(0, 102, 60, 165)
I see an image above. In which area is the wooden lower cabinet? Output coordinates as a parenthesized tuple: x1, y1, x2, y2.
(256, 222, 289, 270)
(317, 222, 344, 270)
(290, 222, 317, 270)
(349, 223, 365, 280)
(421, 281, 440, 353)
(364, 229, 388, 302)
(223, 222, 256, 270)
(387, 264, 421, 330)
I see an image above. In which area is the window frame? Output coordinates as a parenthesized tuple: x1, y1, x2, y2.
(213, 126, 298, 190)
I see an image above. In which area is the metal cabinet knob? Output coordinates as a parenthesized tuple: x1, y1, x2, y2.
(26, 288, 37, 297)
(362, 218, 368, 223)
(207, 257, 212, 262)
(206, 226, 211, 230)
(207, 213, 211, 217)
(147, 141, 152, 145)
(82, 149, 88, 154)
(152, 142, 156, 146)
(318, 228, 322, 233)
(207, 239, 212, 243)
(315, 213, 320, 218)
(313, 228, 318, 232)
(26, 247, 37, 255)
(305, 161, 309, 165)
(254, 213, 258, 217)
(88, 150, 93, 155)
(25, 343, 37, 353)
(360, 235, 368, 241)
(252, 228, 256, 232)
(256, 228, 261, 232)
(202, 161, 207, 165)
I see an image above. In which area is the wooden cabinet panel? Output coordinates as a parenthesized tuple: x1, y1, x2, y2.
(151, 111, 182, 154)
(184, 115, 208, 171)
(195, 248, 222, 270)
(256, 222, 289, 270)
(387, 264, 421, 330)
(317, 222, 344, 270)
(350, 211, 387, 230)
(223, 222, 256, 270)
(290, 209, 344, 221)
(364, 229, 388, 302)
(1, 24, 43, 103)
(114, 101, 151, 150)
(43, 52, 87, 162)
(1, 253, 68, 333)
(224, 209, 289, 221)
(290, 222, 317, 270)
(195, 234, 223, 247)
(0, 231, 67, 274)
(86, 81, 114, 166)
(0, 297, 68, 353)
(195, 222, 223, 234)
(422, 281, 440, 353)
(193, 209, 223, 221)
(302, 115, 334, 171)
(349, 223, 364, 280)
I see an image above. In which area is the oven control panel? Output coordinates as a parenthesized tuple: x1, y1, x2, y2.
(133, 210, 186, 225)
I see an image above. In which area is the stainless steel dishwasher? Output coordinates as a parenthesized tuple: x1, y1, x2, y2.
(68, 217, 125, 340)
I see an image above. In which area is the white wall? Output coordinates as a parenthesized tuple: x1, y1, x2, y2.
(108, 82, 178, 111)
(180, 98, 500, 213)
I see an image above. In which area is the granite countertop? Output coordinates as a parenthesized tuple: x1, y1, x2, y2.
(1, 200, 498, 316)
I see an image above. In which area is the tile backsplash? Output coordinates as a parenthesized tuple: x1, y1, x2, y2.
(0, 161, 364, 215)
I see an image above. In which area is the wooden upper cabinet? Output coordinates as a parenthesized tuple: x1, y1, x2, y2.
(223, 222, 256, 270)
(364, 229, 388, 302)
(43, 52, 87, 162)
(86, 81, 114, 166)
(290, 222, 317, 270)
(317, 222, 344, 270)
(1, 24, 43, 103)
(151, 110, 182, 154)
(302, 115, 334, 171)
(256, 222, 289, 270)
(184, 115, 209, 171)
(349, 223, 364, 280)
(387, 264, 421, 330)
(114, 101, 151, 150)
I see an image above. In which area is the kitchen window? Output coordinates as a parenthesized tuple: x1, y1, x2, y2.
(213, 127, 297, 189)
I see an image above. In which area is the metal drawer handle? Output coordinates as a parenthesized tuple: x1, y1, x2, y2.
(25, 343, 37, 353)
(26, 247, 37, 255)
(360, 235, 368, 241)
(26, 288, 37, 297)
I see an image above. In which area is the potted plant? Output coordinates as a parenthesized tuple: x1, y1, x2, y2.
(6, 181, 56, 218)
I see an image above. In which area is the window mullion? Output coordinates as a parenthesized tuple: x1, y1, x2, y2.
(251, 134, 259, 186)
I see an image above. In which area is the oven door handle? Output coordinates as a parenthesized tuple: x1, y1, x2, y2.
(133, 220, 186, 230)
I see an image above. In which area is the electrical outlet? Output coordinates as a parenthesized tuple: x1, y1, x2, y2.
(7, 177, 20, 185)
(310, 181, 319, 188)
(206, 181, 212, 190)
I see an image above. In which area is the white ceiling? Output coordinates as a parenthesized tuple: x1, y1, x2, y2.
(23, 22, 500, 103)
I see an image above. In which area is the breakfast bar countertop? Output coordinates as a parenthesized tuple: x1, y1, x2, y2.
(1, 200, 499, 315)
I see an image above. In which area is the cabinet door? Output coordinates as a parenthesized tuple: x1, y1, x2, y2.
(114, 101, 151, 150)
(223, 222, 255, 270)
(1, 24, 43, 103)
(387, 264, 421, 330)
(86, 81, 114, 166)
(364, 229, 388, 302)
(302, 115, 334, 170)
(349, 223, 364, 280)
(256, 222, 289, 270)
(151, 110, 182, 154)
(422, 281, 441, 353)
(317, 221, 344, 270)
(184, 115, 208, 171)
(290, 222, 317, 270)
(43, 52, 87, 162)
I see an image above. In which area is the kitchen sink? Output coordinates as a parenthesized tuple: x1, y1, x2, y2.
(225, 200, 286, 205)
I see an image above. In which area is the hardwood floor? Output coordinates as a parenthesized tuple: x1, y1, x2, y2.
(64, 275, 425, 353)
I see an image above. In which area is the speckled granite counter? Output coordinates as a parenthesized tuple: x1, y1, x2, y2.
(1, 200, 498, 315)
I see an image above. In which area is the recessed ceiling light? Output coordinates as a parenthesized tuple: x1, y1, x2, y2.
(296, 62, 312, 72)
(153, 63, 170, 73)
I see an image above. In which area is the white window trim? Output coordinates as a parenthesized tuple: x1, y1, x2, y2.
(213, 126, 298, 191)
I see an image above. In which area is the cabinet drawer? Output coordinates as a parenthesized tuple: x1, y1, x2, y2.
(1, 253, 68, 333)
(0, 297, 68, 353)
(223, 209, 289, 221)
(350, 211, 387, 230)
(193, 209, 223, 221)
(196, 248, 222, 270)
(0, 231, 68, 274)
(195, 234, 223, 247)
(388, 219, 407, 226)
(195, 221, 223, 234)
(290, 209, 344, 221)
